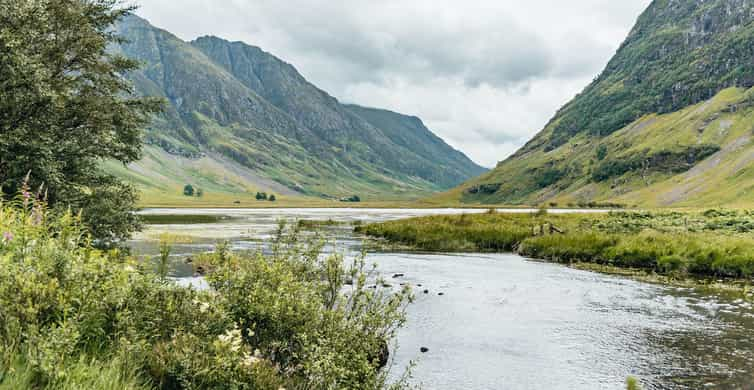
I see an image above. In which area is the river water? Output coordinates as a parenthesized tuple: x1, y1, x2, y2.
(130, 208, 754, 389)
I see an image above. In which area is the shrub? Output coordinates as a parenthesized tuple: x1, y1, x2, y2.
(182, 184, 194, 196)
(0, 193, 412, 389)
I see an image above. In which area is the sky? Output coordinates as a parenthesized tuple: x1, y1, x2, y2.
(135, 0, 652, 168)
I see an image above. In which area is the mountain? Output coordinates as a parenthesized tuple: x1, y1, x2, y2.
(455, 0, 754, 207)
(111, 15, 485, 203)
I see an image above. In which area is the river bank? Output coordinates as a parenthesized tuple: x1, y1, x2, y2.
(356, 209, 754, 287)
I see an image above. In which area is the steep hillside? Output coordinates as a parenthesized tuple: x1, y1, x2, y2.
(457, 0, 754, 207)
(112, 15, 485, 202)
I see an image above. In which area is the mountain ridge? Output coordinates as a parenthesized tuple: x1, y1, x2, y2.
(111, 14, 485, 202)
(453, 0, 754, 207)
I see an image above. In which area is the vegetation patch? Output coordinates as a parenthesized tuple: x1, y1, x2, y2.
(140, 214, 233, 225)
(0, 194, 413, 389)
(591, 145, 720, 182)
(357, 210, 754, 280)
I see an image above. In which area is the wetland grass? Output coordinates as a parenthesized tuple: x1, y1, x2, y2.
(357, 210, 754, 280)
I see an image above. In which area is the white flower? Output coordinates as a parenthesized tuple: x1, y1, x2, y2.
(241, 352, 260, 367)
(218, 325, 243, 352)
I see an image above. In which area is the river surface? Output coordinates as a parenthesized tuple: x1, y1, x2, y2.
(130, 208, 754, 389)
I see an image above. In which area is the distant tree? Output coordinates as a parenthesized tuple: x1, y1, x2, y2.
(256, 192, 267, 201)
(0, 0, 162, 246)
(596, 144, 608, 161)
(183, 184, 194, 196)
(268, 194, 276, 202)
(195, 188, 203, 197)
(351, 195, 361, 202)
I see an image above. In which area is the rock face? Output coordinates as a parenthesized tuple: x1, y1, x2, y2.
(112, 15, 486, 199)
(456, 0, 754, 207)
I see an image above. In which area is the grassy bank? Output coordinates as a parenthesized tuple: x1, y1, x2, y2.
(356, 209, 754, 280)
(0, 194, 412, 389)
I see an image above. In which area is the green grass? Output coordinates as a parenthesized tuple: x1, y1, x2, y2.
(357, 210, 754, 279)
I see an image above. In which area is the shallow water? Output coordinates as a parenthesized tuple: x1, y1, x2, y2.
(130, 208, 754, 389)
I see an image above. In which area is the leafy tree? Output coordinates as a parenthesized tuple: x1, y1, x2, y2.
(195, 188, 203, 197)
(0, 0, 162, 246)
(341, 195, 360, 202)
(596, 144, 608, 161)
(268, 194, 276, 202)
(256, 191, 267, 200)
(183, 184, 194, 196)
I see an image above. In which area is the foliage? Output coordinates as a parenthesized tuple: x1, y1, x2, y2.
(0, 193, 413, 389)
(359, 210, 754, 279)
(182, 184, 194, 197)
(626, 376, 642, 390)
(268, 194, 276, 202)
(591, 145, 720, 182)
(534, 167, 565, 188)
(0, 0, 162, 244)
(255, 192, 268, 201)
(596, 144, 608, 161)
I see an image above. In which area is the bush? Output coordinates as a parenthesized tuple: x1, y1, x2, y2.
(0, 193, 412, 389)
(182, 184, 194, 196)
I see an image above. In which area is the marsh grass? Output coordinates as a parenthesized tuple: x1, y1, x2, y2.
(357, 210, 754, 280)
(296, 218, 345, 228)
(140, 214, 231, 225)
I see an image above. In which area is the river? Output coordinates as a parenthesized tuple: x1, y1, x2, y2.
(130, 208, 754, 389)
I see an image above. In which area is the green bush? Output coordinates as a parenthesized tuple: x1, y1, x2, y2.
(0, 192, 412, 389)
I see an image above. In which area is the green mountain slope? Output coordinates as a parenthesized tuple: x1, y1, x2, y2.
(112, 15, 485, 202)
(456, 0, 754, 207)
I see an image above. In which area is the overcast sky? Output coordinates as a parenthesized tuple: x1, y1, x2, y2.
(135, 0, 651, 167)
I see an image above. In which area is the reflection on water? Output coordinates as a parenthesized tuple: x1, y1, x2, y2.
(129, 208, 754, 390)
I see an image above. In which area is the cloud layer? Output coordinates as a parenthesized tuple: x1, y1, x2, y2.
(136, 0, 651, 167)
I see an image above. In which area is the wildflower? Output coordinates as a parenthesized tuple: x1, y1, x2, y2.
(218, 325, 243, 352)
(193, 299, 210, 313)
(2, 231, 13, 243)
(31, 206, 43, 225)
(241, 351, 260, 367)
